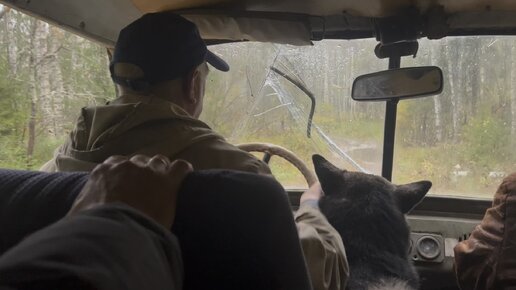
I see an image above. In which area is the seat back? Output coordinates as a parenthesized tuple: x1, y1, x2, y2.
(0, 169, 311, 290)
(0, 169, 87, 254)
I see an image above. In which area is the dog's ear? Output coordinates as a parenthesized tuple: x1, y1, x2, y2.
(312, 154, 345, 195)
(394, 180, 432, 214)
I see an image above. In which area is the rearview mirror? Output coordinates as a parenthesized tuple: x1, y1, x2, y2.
(352, 66, 443, 101)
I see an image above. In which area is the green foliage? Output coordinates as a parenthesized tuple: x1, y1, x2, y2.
(0, 79, 26, 135)
(393, 105, 514, 197)
(461, 114, 513, 170)
(0, 137, 27, 169)
(394, 144, 455, 191)
(0, 12, 514, 199)
(0, 11, 114, 170)
(397, 98, 437, 146)
(0, 60, 29, 168)
(393, 140, 509, 197)
(315, 103, 383, 141)
(0, 69, 65, 169)
(29, 136, 64, 169)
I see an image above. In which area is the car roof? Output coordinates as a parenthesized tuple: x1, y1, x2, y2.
(2, 0, 516, 46)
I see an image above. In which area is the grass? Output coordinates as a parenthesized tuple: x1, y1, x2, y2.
(0, 113, 512, 200)
(393, 143, 510, 198)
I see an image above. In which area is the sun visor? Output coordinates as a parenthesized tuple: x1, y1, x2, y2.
(180, 12, 313, 46)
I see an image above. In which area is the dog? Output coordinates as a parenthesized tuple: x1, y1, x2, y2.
(312, 154, 432, 290)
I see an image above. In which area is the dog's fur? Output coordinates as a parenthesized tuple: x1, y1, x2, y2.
(312, 155, 431, 290)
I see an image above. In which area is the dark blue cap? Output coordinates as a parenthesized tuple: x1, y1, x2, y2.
(110, 12, 229, 90)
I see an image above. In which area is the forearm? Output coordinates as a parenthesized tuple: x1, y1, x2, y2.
(295, 204, 349, 290)
(0, 204, 183, 290)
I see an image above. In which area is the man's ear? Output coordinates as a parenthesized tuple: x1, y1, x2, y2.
(394, 181, 432, 214)
(312, 154, 345, 195)
(182, 68, 201, 104)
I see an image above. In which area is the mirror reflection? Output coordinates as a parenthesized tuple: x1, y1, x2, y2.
(352, 66, 443, 101)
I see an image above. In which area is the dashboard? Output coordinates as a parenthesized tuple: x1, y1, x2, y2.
(408, 196, 488, 290)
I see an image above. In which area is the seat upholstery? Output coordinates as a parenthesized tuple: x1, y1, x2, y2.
(0, 168, 311, 290)
(0, 169, 87, 254)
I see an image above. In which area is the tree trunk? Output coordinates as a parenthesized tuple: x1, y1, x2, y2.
(322, 45, 330, 104)
(511, 44, 516, 142)
(27, 20, 39, 167)
(479, 51, 486, 105)
(446, 39, 458, 141)
(3, 8, 18, 75)
(25, 18, 53, 166)
(349, 46, 356, 119)
(469, 40, 480, 117)
(0, 5, 9, 20)
(33, 21, 53, 133)
(48, 26, 65, 135)
(433, 87, 443, 142)
(27, 85, 37, 167)
(430, 47, 443, 142)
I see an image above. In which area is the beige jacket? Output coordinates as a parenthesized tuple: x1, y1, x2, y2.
(296, 204, 349, 290)
(41, 94, 348, 289)
(41, 95, 270, 174)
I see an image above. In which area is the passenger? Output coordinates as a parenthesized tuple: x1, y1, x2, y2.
(454, 172, 516, 289)
(0, 155, 191, 290)
(40, 12, 348, 290)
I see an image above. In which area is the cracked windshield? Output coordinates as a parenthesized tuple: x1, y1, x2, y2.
(1, 9, 515, 197)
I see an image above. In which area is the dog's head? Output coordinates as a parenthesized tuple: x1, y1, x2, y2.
(312, 154, 432, 260)
(313, 154, 431, 215)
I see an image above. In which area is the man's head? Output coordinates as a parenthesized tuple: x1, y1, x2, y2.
(110, 12, 229, 118)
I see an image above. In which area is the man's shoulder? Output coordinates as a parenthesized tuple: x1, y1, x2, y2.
(99, 96, 215, 133)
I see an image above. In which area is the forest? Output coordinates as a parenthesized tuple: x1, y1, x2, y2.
(0, 7, 514, 197)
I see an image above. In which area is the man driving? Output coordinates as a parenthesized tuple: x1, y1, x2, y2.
(40, 12, 348, 290)
(41, 12, 269, 174)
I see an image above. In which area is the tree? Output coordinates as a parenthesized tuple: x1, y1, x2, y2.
(510, 43, 516, 142)
(27, 19, 49, 164)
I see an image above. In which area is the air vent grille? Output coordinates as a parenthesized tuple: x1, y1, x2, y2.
(458, 233, 471, 242)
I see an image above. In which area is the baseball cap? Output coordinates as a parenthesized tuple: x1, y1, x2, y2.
(110, 12, 229, 90)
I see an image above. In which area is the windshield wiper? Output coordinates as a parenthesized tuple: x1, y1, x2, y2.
(269, 66, 368, 173)
(270, 66, 315, 138)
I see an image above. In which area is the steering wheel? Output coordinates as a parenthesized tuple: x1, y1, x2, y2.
(237, 143, 317, 187)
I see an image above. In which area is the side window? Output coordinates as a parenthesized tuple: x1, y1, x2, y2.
(0, 7, 114, 169)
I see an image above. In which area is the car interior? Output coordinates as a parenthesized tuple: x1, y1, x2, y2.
(1, 0, 516, 289)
